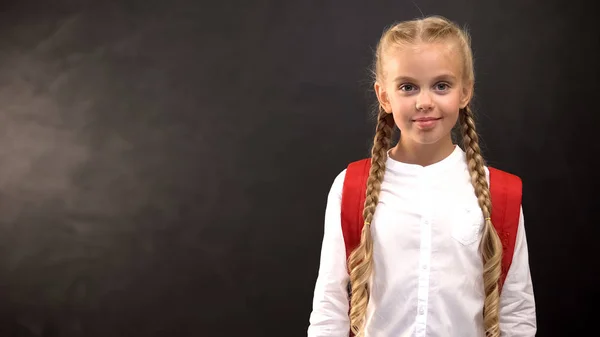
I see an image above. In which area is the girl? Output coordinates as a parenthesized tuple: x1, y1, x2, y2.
(307, 16, 536, 337)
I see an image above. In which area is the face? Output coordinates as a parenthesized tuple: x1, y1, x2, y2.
(374, 42, 472, 146)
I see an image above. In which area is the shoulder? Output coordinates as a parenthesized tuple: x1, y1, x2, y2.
(327, 168, 346, 201)
(486, 166, 524, 202)
(486, 166, 523, 183)
(327, 158, 370, 199)
(456, 146, 521, 182)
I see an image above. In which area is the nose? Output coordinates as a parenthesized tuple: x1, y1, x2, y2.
(415, 91, 433, 111)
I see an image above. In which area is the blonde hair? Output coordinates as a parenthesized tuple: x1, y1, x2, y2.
(347, 15, 503, 337)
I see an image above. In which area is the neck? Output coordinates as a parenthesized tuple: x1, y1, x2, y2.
(390, 137, 456, 167)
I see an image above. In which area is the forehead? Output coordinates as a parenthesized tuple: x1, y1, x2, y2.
(382, 42, 463, 80)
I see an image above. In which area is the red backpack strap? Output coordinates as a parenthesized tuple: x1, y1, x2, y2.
(340, 158, 371, 337)
(341, 158, 371, 265)
(488, 167, 523, 291)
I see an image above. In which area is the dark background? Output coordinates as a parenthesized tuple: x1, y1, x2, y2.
(0, 0, 597, 336)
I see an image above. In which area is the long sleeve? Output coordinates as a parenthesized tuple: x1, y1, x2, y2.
(307, 169, 351, 337)
(499, 206, 537, 336)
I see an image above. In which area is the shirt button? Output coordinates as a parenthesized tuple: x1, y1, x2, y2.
(422, 264, 427, 270)
(419, 307, 425, 315)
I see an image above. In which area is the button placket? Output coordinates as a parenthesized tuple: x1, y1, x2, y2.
(415, 173, 432, 337)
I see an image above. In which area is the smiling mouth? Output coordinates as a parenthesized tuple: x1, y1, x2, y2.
(412, 117, 441, 122)
(413, 117, 441, 129)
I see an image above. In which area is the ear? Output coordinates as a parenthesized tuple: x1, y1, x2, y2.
(374, 81, 393, 113)
(459, 81, 474, 109)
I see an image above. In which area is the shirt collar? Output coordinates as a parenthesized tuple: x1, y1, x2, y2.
(384, 144, 465, 175)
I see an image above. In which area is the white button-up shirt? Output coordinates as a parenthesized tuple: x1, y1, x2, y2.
(307, 146, 536, 337)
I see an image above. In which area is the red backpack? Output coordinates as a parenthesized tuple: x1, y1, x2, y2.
(340, 158, 522, 318)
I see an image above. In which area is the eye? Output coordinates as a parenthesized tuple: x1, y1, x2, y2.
(434, 82, 450, 91)
(399, 84, 417, 92)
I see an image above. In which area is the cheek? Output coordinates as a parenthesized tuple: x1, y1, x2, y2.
(389, 97, 415, 117)
(437, 95, 462, 115)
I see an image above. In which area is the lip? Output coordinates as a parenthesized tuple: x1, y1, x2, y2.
(413, 117, 441, 121)
(413, 117, 441, 129)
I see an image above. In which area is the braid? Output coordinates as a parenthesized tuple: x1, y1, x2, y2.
(460, 105, 503, 337)
(347, 106, 393, 336)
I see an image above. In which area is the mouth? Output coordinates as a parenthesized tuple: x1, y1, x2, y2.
(412, 117, 441, 129)
(412, 117, 442, 122)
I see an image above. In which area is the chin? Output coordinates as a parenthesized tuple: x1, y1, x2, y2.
(412, 135, 445, 145)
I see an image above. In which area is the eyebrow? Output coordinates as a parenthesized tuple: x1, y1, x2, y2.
(393, 74, 457, 83)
